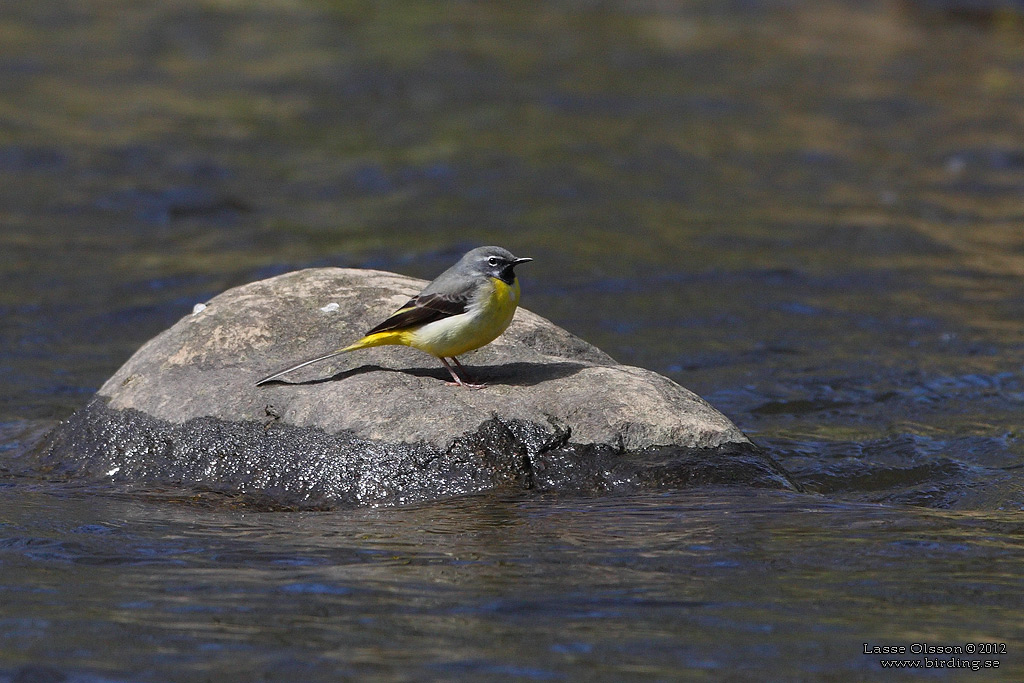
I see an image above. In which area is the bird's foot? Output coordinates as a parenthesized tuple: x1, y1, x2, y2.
(439, 357, 485, 389)
(445, 380, 486, 389)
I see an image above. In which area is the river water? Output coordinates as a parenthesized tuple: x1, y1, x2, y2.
(2, 0, 1024, 679)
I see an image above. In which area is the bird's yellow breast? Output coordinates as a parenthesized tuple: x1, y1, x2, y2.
(485, 276, 520, 318)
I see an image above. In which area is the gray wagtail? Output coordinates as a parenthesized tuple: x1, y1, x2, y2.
(256, 246, 532, 388)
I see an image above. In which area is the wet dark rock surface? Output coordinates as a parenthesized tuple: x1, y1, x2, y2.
(33, 268, 791, 507)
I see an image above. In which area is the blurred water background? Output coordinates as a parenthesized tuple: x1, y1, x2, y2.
(3, 0, 1024, 679)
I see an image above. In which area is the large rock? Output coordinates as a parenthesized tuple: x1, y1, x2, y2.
(36, 267, 795, 508)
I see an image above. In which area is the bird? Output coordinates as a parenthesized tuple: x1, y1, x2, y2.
(256, 246, 532, 389)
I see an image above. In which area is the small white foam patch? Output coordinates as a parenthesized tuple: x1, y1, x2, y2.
(106, 466, 120, 476)
(319, 302, 340, 312)
(192, 303, 207, 315)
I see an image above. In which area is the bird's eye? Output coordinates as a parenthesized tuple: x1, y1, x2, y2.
(488, 256, 500, 266)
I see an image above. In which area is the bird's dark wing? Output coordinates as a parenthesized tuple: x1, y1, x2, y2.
(364, 292, 469, 335)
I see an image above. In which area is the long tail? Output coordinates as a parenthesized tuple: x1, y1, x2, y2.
(255, 332, 405, 386)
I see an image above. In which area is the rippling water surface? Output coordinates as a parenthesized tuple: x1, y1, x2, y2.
(4, 486, 1024, 680)
(3, 0, 1024, 679)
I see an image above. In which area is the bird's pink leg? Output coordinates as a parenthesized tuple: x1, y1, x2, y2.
(439, 357, 485, 389)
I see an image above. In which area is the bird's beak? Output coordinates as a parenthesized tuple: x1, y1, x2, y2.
(513, 257, 533, 265)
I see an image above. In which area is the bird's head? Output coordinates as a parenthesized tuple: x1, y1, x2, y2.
(466, 246, 532, 285)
